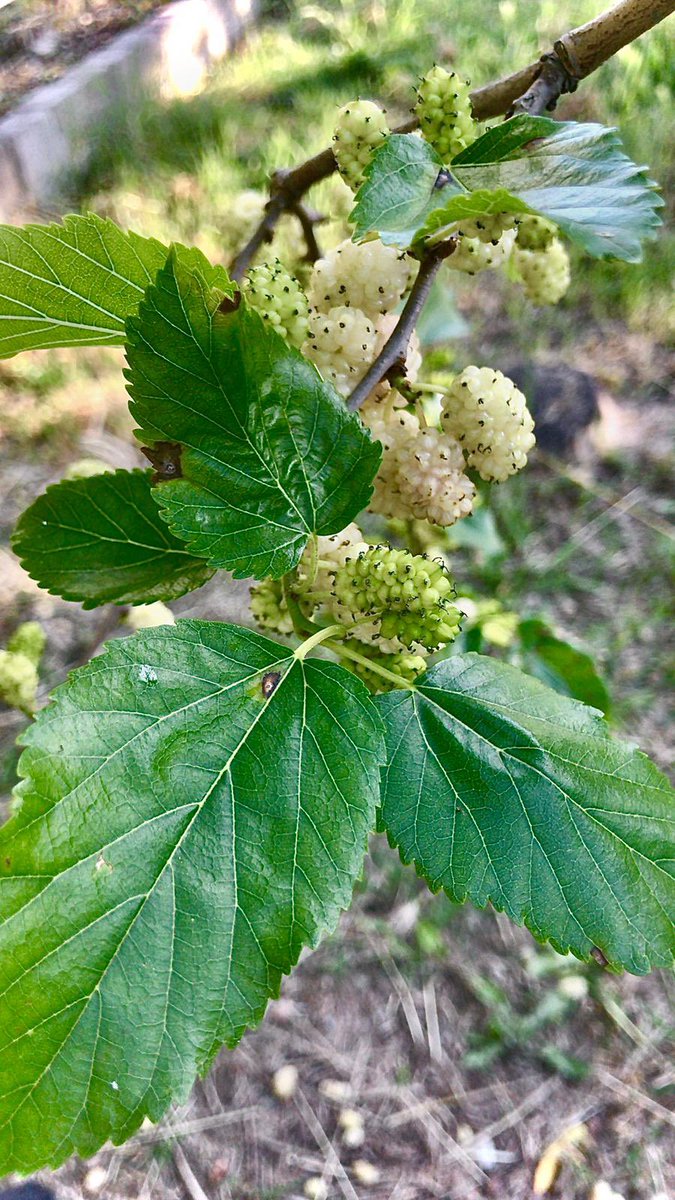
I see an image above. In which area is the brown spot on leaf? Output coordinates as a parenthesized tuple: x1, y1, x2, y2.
(261, 671, 281, 699)
(142, 442, 183, 484)
(218, 289, 242, 314)
(590, 946, 609, 968)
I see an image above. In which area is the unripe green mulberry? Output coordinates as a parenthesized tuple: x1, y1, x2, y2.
(333, 100, 390, 191)
(0, 650, 39, 713)
(332, 544, 461, 651)
(441, 365, 535, 482)
(515, 214, 557, 252)
(250, 578, 294, 636)
(415, 65, 476, 160)
(343, 641, 428, 693)
(512, 238, 571, 305)
(458, 214, 517, 244)
(244, 258, 309, 348)
(7, 621, 46, 667)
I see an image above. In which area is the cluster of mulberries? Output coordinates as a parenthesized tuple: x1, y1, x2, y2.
(515, 214, 557, 252)
(512, 238, 571, 305)
(332, 544, 462, 651)
(244, 258, 309, 347)
(308, 238, 413, 318)
(363, 404, 475, 527)
(249, 578, 294, 636)
(441, 366, 536, 482)
(0, 621, 46, 714)
(415, 65, 476, 160)
(448, 217, 517, 275)
(302, 305, 377, 397)
(333, 99, 390, 191)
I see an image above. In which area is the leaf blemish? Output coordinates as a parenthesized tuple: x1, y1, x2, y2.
(261, 671, 281, 699)
(138, 664, 158, 683)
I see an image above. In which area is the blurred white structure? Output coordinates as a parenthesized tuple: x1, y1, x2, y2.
(0, 0, 258, 221)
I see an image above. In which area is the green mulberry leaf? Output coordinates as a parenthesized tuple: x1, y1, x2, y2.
(0, 214, 168, 358)
(12, 469, 214, 608)
(351, 133, 452, 245)
(125, 249, 380, 579)
(378, 653, 675, 973)
(353, 119, 662, 260)
(0, 622, 384, 1173)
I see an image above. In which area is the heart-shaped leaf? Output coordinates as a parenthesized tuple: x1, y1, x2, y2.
(125, 249, 380, 579)
(0, 215, 168, 358)
(12, 468, 214, 608)
(0, 622, 384, 1173)
(378, 653, 674, 973)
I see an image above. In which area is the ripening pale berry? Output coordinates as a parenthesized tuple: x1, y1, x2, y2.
(332, 544, 462, 651)
(302, 304, 377, 397)
(415, 65, 476, 160)
(225, 189, 267, 251)
(448, 224, 516, 274)
(0, 649, 39, 714)
(441, 366, 536, 482)
(515, 214, 557, 252)
(7, 621, 46, 667)
(362, 403, 475, 527)
(333, 99, 390, 191)
(296, 524, 364, 601)
(244, 258, 309, 348)
(249, 578, 294, 636)
(307, 238, 412, 318)
(457, 213, 517, 244)
(512, 237, 571, 305)
(343, 640, 428, 693)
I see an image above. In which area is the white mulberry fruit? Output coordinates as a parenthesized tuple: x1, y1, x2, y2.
(343, 640, 428, 693)
(333, 99, 390, 191)
(307, 238, 411, 318)
(302, 305, 377, 397)
(244, 258, 309, 347)
(515, 214, 557, 252)
(415, 65, 476, 160)
(249, 578, 294, 636)
(512, 238, 571, 305)
(448, 225, 516, 274)
(441, 365, 535, 482)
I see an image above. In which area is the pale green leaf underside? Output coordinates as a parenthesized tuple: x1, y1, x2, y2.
(378, 653, 675, 973)
(11, 469, 214, 607)
(0, 622, 384, 1174)
(0, 214, 168, 358)
(125, 250, 380, 579)
(353, 118, 662, 260)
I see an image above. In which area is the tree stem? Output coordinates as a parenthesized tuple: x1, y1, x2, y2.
(346, 242, 456, 411)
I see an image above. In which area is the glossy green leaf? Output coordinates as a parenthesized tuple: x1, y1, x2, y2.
(378, 653, 675, 973)
(125, 248, 380, 579)
(350, 133, 451, 245)
(0, 214, 168, 358)
(352, 119, 662, 260)
(450, 117, 662, 260)
(11, 468, 214, 608)
(0, 621, 384, 1173)
(518, 618, 612, 716)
